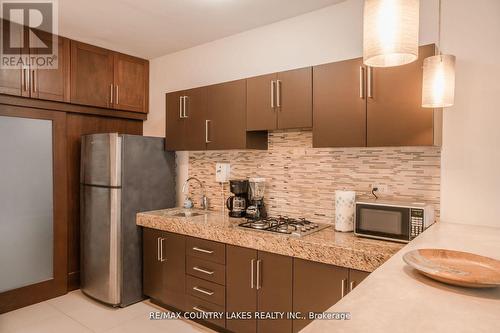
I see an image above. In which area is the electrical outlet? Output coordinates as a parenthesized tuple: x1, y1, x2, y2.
(215, 163, 231, 183)
(371, 183, 389, 194)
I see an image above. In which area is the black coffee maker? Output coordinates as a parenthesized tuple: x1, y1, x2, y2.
(226, 180, 249, 218)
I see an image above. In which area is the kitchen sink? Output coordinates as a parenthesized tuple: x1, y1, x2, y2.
(173, 211, 203, 217)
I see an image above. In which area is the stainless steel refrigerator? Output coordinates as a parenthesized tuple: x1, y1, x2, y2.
(80, 133, 175, 307)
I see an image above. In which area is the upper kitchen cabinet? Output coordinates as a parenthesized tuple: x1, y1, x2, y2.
(113, 53, 149, 113)
(165, 87, 208, 151)
(367, 44, 442, 147)
(313, 57, 367, 147)
(70, 41, 114, 109)
(0, 19, 24, 96)
(70, 40, 149, 113)
(246, 67, 312, 131)
(206, 79, 267, 150)
(30, 33, 70, 102)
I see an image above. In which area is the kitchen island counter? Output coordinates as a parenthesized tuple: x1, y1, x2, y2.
(302, 222, 500, 332)
(137, 208, 404, 272)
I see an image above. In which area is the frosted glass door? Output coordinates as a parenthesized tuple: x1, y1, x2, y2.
(0, 115, 54, 293)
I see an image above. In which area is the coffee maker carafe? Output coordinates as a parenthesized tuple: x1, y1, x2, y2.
(226, 180, 249, 218)
(246, 178, 267, 220)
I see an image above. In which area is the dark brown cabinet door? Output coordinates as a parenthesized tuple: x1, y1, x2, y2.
(206, 80, 247, 150)
(165, 91, 186, 150)
(292, 259, 349, 333)
(313, 58, 367, 147)
(183, 87, 208, 150)
(277, 67, 312, 129)
(143, 228, 165, 302)
(257, 251, 293, 333)
(367, 44, 437, 146)
(0, 19, 24, 96)
(113, 53, 148, 113)
(70, 41, 114, 108)
(246, 73, 277, 131)
(143, 228, 186, 311)
(348, 269, 369, 292)
(31, 34, 70, 102)
(226, 245, 258, 333)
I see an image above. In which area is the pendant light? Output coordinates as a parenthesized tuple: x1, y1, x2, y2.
(422, 0, 456, 108)
(363, 0, 420, 67)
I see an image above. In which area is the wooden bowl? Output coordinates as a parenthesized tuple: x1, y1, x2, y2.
(403, 249, 500, 288)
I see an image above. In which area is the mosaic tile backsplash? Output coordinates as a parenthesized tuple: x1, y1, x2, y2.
(187, 130, 441, 225)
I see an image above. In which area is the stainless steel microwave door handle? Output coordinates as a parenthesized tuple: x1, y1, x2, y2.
(192, 247, 214, 254)
(270, 80, 275, 108)
(350, 281, 355, 292)
(256, 259, 262, 290)
(250, 259, 255, 289)
(359, 66, 365, 99)
(341, 279, 346, 298)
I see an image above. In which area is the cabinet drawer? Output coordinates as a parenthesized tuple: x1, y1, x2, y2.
(187, 295, 225, 328)
(186, 275, 225, 306)
(186, 237, 225, 264)
(186, 256, 226, 285)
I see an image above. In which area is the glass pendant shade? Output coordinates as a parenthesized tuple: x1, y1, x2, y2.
(422, 54, 456, 108)
(363, 0, 420, 67)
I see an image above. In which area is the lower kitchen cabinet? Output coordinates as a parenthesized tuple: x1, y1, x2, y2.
(292, 259, 369, 333)
(143, 228, 186, 311)
(226, 245, 293, 333)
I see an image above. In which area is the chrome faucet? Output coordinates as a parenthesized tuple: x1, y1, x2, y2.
(182, 177, 209, 210)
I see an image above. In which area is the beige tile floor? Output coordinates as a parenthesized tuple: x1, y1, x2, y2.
(0, 290, 215, 333)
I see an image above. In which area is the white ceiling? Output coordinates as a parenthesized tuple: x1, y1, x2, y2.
(58, 0, 345, 59)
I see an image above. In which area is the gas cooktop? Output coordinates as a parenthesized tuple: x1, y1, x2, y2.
(238, 216, 330, 237)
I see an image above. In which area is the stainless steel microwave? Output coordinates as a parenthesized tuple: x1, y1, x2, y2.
(354, 200, 435, 243)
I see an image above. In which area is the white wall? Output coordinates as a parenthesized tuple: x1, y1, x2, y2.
(439, 0, 500, 227)
(144, 0, 500, 227)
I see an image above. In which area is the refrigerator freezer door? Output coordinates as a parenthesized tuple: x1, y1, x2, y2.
(81, 185, 121, 305)
(81, 133, 122, 187)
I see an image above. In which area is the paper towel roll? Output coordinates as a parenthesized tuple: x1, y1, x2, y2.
(335, 190, 356, 232)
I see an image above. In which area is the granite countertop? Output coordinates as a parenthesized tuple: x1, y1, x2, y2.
(136, 208, 404, 272)
(302, 222, 500, 333)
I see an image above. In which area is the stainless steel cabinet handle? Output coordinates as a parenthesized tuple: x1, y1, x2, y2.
(256, 259, 262, 290)
(341, 279, 346, 298)
(276, 80, 282, 108)
(179, 96, 183, 118)
(31, 70, 37, 93)
(205, 120, 211, 143)
(115, 85, 119, 104)
(192, 247, 214, 254)
(350, 281, 355, 292)
(193, 266, 214, 275)
(193, 286, 215, 296)
(250, 259, 255, 289)
(193, 306, 209, 313)
(110, 84, 114, 104)
(23, 68, 29, 91)
(367, 67, 373, 98)
(183, 96, 188, 118)
(270, 80, 275, 108)
(157, 237, 161, 261)
(359, 66, 365, 99)
(160, 238, 166, 262)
